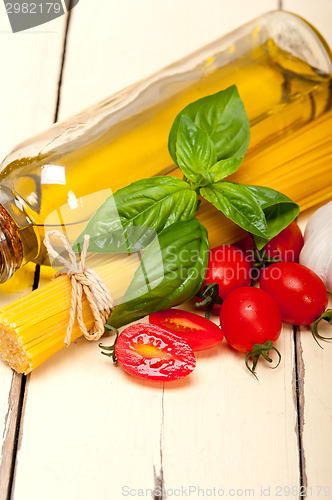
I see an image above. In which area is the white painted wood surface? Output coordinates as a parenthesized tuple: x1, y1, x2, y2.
(0, 9, 67, 497)
(162, 322, 299, 494)
(58, 0, 279, 120)
(299, 296, 332, 490)
(0, 11, 66, 157)
(297, 209, 332, 493)
(0, 1, 331, 499)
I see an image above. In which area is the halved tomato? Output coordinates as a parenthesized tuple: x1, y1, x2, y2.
(149, 308, 223, 351)
(115, 323, 196, 381)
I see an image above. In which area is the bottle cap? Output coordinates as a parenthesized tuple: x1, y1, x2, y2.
(0, 205, 23, 282)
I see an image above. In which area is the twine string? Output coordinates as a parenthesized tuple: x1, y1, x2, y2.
(43, 230, 114, 346)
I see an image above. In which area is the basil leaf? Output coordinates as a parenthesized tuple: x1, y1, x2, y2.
(176, 115, 217, 185)
(203, 157, 243, 183)
(107, 218, 209, 329)
(200, 181, 269, 238)
(73, 177, 198, 253)
(169, 85, 250, 164)
(245, 185, 300, 249)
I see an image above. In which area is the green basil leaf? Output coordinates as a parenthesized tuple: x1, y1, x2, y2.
(200, 181, 269, 238)
(245, 185, 300, 250)
(169, 85, 250, 164)
(176, 115, 217, 184)
(107, 218, 209, 329)
(73, 177, 198, 253)
(203, 157, 243, 183)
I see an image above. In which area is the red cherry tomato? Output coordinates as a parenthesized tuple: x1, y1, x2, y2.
(219, 287, 282, 354)
(115, 323, 196, 381)
(264, 222, 304, 262)
(149, 308, 223, 351)
(241, 221, 304, 263)
(204, 245, 252, 300)
(260, 262, 328, 325)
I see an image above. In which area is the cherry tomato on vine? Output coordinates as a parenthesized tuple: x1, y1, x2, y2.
(203, 245, 252, 300)
(113, 323, 196, 381)
(241, 221, 304, 264)
(149, 308, 223, 351)
(260, 262, 328, 326)
(220, 287, 282, 353)
(219, 287, 282, 376)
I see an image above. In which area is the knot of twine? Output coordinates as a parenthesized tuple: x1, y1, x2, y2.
(43, 230, 114, 346)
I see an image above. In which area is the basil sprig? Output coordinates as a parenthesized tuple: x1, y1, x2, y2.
(76, 85, 299, 256)
(168, 85, 299, 249)
(107, 218, 209, 329)
(71, 84, 301, 333)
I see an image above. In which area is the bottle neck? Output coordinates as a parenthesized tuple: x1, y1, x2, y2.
(0, 186, 38, 282)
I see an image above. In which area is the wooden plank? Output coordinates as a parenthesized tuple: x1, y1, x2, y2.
(0, 11, 68, 497)
(58, 0, 278, 119)
(0, 12, 66, 157)
(296, 208, 332, 492)
(297, 297, 332, 491)
(0, 373, 24, 500)
(13, 336, 164, 500)
(281, 10, 332, 492)
(161, 313, 300, 494)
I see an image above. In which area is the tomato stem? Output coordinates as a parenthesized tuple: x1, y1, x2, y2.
(245, 340, 281, 379)
(104, 324, 119, 334)
(99, 326, 120, 364)
(195, 282, 223, 319)
(311, 309, 332, 348)
(249, 238, 282, 268)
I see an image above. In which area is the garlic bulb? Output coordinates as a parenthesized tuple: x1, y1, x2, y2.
(299, 201, 332, 292)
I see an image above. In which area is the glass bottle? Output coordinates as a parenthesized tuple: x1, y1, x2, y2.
(0, 10, 331, 282)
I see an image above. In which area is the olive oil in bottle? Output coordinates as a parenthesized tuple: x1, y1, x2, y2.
(0, 10, 331, 282)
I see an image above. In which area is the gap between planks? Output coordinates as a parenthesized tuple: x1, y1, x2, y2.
(293, 327, 308, 495)
(0, 374, 25, 500)
(153, 386, 165, 500)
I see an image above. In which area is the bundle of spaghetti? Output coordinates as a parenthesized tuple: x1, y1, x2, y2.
(0, 253, 140, 374)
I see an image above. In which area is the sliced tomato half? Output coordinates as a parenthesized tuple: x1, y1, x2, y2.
(149, 308, 223, 351)
(115, 323, 196, 381)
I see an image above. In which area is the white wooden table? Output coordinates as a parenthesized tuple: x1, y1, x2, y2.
(0, 1, 331, 499)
